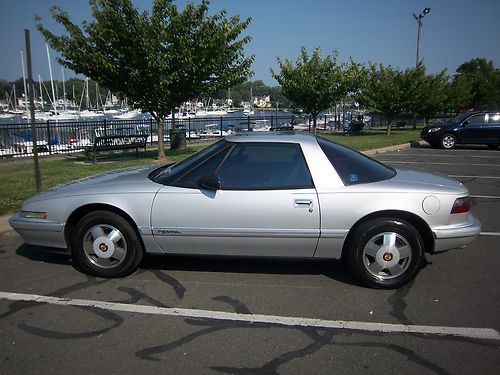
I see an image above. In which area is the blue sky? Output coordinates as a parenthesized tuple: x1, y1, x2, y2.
(1, 0, 499, 85)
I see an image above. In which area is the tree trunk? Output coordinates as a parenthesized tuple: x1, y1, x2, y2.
(412, 114, 417, 130)
(312, 115, 317, 135)
(157, 116, 166, 160)
(386, 117, 392, 136)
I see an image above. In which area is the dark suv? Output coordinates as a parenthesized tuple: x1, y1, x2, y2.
(421, 111, 500, 149)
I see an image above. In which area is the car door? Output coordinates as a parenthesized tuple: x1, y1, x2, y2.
(459, 114, 486, 143)
(151, 142, 320, 257)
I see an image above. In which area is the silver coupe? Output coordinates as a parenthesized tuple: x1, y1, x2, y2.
(9, 132, 481, 288)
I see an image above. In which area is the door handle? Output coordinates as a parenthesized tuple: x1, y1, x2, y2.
(294, 199, 312, 208)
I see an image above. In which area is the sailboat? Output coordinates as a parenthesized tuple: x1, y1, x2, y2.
(243, 87, 254, 116)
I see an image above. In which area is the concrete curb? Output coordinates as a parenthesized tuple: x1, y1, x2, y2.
(0, 140, 426, 235)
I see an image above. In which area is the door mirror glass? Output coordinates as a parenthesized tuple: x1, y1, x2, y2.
(199, 175, 221, 190)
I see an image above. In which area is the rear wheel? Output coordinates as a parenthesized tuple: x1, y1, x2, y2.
(72, 210, 143, 277)
(440, 134, 457, 149)
(347, 218, 424, 288)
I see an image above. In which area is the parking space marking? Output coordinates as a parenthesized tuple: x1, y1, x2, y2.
(471, 195, 500, 199)
(480, 232, 500, 236)
(448, 175, 500, 180)
(378, 161, 500, 167)
(1, 291, 499, 341)
(384, 153, 500, 159)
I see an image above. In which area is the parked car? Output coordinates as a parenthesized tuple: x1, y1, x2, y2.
(9, 132, 480, 288)
(421, 111, 500, 149)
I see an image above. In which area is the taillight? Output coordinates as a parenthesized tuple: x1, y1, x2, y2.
(451, 197, 470, 214)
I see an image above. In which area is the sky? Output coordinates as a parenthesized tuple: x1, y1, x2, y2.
(1, 0, 499, 86)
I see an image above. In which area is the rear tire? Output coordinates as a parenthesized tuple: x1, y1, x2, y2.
(440, 134, 457, 149)
(347, 218, 424, 289)
(72, 210, 143, 278)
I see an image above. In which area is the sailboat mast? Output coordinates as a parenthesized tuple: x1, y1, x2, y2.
(61, 68, 66, 110)
(20, 50, 28, 112)
(38, 75, 43, 109)
(46, 44, 57, 113)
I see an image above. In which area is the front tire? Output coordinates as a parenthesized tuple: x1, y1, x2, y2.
(72, 210, 144, 277)
(347, 218, 424, 289)
(440, 134, 457, 149)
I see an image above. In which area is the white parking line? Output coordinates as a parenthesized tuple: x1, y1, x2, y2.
(387, 153, 500, 159)
(380, 161, 499, 167)
(448, 175, 500, 180)
(480, 232, 500, 237)
(471, 195, 500, 199)
(0, 291, 498, 341)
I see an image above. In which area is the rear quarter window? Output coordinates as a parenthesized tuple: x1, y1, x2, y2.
(316, 136, 396, 185)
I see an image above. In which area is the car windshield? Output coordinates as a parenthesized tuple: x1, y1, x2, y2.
(150, 139, 229, 184)
(316, 136, 396, 185)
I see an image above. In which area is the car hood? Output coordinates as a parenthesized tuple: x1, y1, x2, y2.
(388, 166, 467, 194)
(26, 165, 163, 203)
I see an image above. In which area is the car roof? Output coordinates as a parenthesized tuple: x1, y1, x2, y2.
(225, 131, 318, 145)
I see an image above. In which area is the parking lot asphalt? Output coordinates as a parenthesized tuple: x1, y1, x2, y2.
(1, 144, 499, 374)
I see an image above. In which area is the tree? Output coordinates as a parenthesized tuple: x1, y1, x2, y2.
(271, 47, 350, 133)
(358, 63, 406, 135)
(37, 0, 253, 158)
(453, 58, 500, 110)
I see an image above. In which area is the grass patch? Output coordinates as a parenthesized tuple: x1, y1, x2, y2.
(0, 127, 423, 215)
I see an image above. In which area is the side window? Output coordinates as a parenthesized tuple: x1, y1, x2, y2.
(218, 143, 314, 190)
(465, 114, 485, 125)
(173, 148, 230, 188)
(487, 114, 500, 124)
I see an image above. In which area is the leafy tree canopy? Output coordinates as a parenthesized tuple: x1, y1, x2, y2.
(37, 0, 254, 156)
(271, 47, 353, 132)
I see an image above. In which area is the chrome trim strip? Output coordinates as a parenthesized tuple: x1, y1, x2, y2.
(152, 227, 320, 238)
(138, 226, 153, 236)
(320, 229, 349, 239)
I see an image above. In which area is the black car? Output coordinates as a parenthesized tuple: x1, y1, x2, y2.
(421, 111, 500, 149)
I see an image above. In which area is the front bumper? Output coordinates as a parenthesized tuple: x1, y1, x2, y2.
(432, 214, 481, 252)
(9, 213, 67, 249)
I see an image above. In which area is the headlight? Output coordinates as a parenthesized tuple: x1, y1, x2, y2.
(428, 127, 441, 133)
(20, 211, 47, 220)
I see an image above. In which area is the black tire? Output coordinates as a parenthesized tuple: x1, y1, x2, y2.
(347, 218, 424, 289)
(72, 210, 144, 277)
(440, 134, 457, 149)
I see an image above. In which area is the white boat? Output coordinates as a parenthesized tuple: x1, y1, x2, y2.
(0, 113, 16, 120)
(195, 109, 228, 117)
(114, 109, 143, 120)
(79, 109, 105, 119)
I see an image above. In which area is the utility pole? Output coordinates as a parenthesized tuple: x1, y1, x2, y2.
(413, 7, 431, 67)
(25, 29, 42, 193)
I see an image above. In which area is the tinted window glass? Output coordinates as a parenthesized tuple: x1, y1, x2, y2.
(153, 139, 229, 185)
(465, 114, 485, 125)
(173, 148, 229, 188)
(316, 137, 396, 185)
(218, 143, 314, 190)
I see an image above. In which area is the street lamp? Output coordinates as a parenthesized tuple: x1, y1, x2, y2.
(413, 7, 431, 67)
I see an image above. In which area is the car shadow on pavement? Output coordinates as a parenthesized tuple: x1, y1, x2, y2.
(140, 254, 363, 287)
(16, 244, 71, 266)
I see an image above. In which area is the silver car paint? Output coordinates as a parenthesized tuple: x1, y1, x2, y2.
(9, 132, 481, 258)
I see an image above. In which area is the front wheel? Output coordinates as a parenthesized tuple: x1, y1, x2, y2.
(440, 134, 457, 149)
(347, 218, 424, 288)
(72, 210, 144, 277)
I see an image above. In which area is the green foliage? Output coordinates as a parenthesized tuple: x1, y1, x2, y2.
(271, 47, 352, 132)
(452, 58, 500, 110)
(37, 0, 254, 156)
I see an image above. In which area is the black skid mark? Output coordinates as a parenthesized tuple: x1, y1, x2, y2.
(136, 320, 252, 361)
(0, 277, 110, 320)
(212, 296, 252, 314)
(388, 279, 414, 325)
(18, 306, 123, 339)
(115, 286, 169, 307)
(212, 328, 335, 375)
(151, 270, 186, 300)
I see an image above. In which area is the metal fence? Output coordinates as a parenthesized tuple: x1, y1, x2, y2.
(0, 114, 297, 159)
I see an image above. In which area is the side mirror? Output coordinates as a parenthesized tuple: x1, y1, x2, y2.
(199, 175, 221, 191)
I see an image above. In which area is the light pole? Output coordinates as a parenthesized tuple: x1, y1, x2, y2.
(413, 7, 431, 67)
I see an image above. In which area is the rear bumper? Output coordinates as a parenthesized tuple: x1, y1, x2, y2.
(9, 213, 67, 249)
(432, 214, 481, 252)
